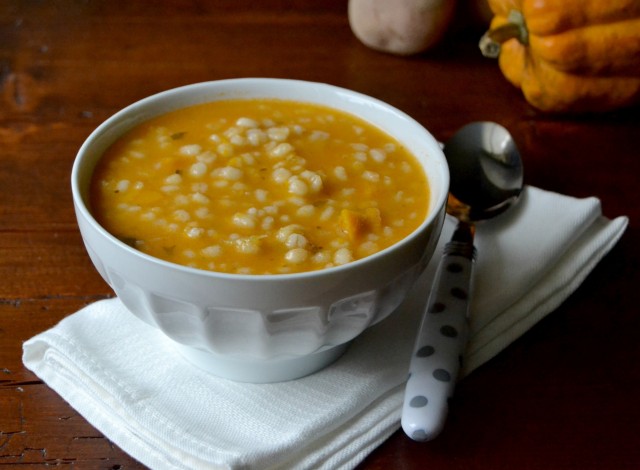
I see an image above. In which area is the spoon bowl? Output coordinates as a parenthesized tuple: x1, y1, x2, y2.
(445, 122, 523, 223)
(401, 121, 524, 441)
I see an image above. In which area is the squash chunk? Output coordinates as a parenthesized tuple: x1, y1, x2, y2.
(339, 208, 381, 241)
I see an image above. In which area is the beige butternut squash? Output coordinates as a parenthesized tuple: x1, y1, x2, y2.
(348, 0, 457, 55)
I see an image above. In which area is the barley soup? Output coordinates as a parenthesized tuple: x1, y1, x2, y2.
(90, 99, 429, 274)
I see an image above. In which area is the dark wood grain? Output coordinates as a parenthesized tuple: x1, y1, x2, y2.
(2, 1, 639, 468)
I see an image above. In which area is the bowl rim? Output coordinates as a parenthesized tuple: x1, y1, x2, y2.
(71, 77, 449, 281)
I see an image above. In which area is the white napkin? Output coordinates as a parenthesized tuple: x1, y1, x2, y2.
(23, 186, 627, 470)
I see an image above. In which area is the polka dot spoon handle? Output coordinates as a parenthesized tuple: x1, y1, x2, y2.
(401, 228, 476, 441)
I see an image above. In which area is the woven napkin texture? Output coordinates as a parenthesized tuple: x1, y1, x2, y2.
(23, 186, 628, 470)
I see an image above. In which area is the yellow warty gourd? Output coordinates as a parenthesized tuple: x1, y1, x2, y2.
(480, 0, 640, 113)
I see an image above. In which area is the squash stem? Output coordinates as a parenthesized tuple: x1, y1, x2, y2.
(479, 10, 528, 58)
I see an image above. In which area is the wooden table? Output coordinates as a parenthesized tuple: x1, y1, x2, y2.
(2, 1, 639, 468)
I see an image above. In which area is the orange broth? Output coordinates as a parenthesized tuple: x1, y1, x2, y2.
(90, 99, 430, 274)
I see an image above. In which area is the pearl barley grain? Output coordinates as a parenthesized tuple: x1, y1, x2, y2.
(179, 144, 202, 156)
(190, 162, 208, 177)
(334, 248, 353, 265)
(285, 248, 308, 264)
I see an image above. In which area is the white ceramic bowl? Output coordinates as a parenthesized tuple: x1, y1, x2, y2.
(71, 78, 449, 382)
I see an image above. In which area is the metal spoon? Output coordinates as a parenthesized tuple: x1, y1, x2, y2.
(401, 121, 524, 442)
